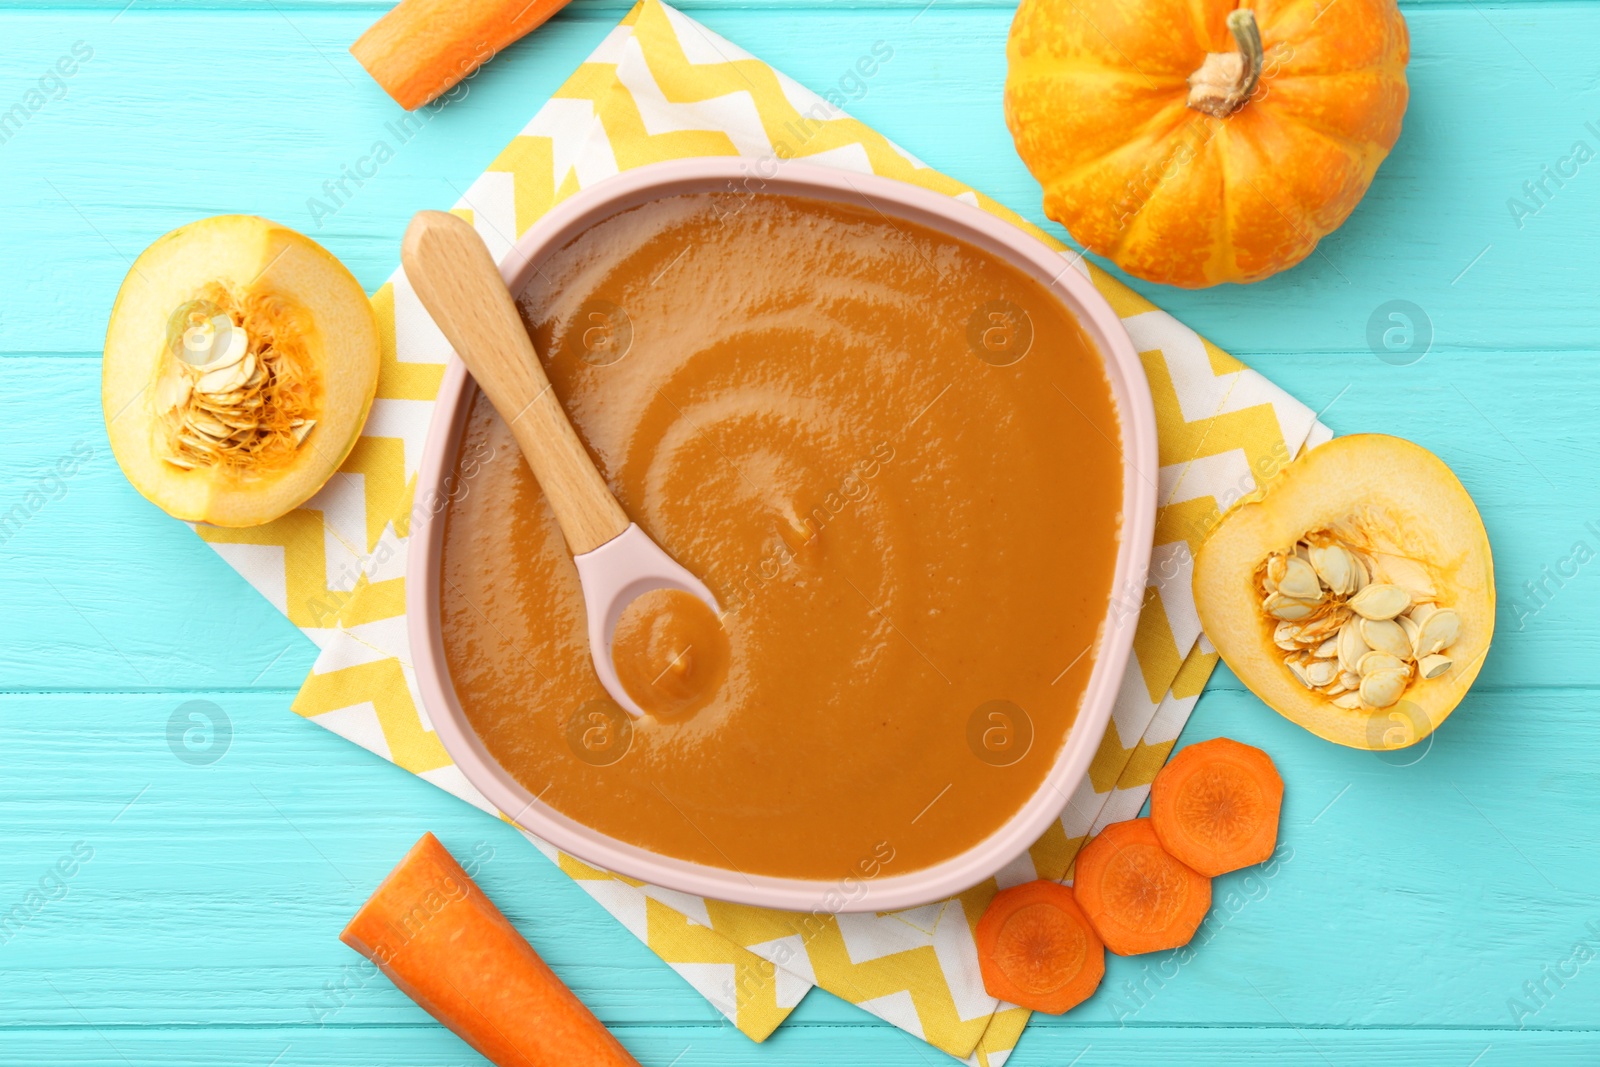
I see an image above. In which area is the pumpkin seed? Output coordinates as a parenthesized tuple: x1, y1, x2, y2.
(1278, 556, 1323, 599)
(1360, 618, 1412, 661)
(1299, 604, 1350, 639)
(1418, 654, 1452, 679)
(1349, 553, 1370, 593)
(1304, 658, 1340, 688)
(189, 327, 248, 375)
(1336, 619, 1370, 673)
(1265, 592, 1320, 620)
(1350, 583, 1410, 620)
(156, 302, 320, 472)
(1257, 529, 1464, 716)
(196, 351, 255, 395)
(187, 412, 231, 439)
(1416, 609, 1460, 657)
(1309, 543, 1360, 596)
(1273, 621, 1303, 651)
(197, 392, 262, 411)
(1360, 668, 1409, 709)
(178, 314, 227, 366)
(154, 369, 192, 413)
(1397, 613, 1421, 652)
(175, 431, 220, 456)
(1357, 651, 1407, 677)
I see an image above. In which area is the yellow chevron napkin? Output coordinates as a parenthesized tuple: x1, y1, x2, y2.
(195, 3, 1329, 1061)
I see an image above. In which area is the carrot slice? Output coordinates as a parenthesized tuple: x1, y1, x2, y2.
(976, 880, 1105, 1014)
(1150, 737, 1284, 877)
(1072, 818, 1211, 956)
(351, 0, 575, 111)
(341, 833, 639, 1067)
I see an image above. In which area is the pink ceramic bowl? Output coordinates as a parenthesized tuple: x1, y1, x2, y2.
(408, 159, 1158, 912)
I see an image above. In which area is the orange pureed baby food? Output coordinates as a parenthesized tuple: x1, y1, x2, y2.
(440, 193, 1123, 880)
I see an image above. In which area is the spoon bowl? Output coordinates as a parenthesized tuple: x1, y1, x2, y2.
(572, 524, 720, 717)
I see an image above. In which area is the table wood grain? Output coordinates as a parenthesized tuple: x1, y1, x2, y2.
(2, 1, 1597, 1063)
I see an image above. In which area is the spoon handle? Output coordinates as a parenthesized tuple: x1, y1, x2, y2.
(402, 210, 629, 555)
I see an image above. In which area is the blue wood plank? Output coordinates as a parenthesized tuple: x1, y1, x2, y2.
(0, 692, 753, 1028)
(1, 6, 1599, 356)
(3, 686, 1597, 1034)
(3, 0, 1600, 1064)
(2, 1023, 1595, 1067)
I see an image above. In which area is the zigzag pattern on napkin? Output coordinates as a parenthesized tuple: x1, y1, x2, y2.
(186, 4, 1328, 1063)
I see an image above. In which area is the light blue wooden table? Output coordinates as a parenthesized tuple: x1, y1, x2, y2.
(2, 0, 1597, 1063)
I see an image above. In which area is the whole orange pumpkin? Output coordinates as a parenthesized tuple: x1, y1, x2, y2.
(1005, 0, 1409, 287)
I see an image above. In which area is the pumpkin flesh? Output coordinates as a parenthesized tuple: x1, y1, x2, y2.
(1193, 435, 1494, 749)
(103, 216, 380, 527)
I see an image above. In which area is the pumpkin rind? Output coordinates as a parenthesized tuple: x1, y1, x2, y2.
(1004, 0, 1410, 287)
(1193, 435, 1494, 749)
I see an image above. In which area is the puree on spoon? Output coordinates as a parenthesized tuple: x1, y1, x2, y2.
(439, 192, 1124, 881)
(611, 587, 730, 719)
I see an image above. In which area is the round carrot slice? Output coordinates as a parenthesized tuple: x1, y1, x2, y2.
(976, 880, 1105, 1014)
(1150, 737, 1284, 877)
(1072, 818, 1211, 956)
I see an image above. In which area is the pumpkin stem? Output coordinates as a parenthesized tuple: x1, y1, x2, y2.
(1186, 9, 1265, 118)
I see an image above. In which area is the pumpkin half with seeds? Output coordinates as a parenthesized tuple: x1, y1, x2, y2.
(1194, 435, 1493, 750)
(103, 216, 380, 527)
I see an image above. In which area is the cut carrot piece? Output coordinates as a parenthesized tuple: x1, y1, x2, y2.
(976, 880, 1105, 1014)
(1151, 737, 1283, 877)
(351, 0, 576, 111)
(341, 833, 640, 1067)
(1072, 818, 1210, 956)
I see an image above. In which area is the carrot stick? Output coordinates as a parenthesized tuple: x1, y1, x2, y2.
(1072, 818, 1210, 956)
(351, 0, 574, 111)
(341, 833, 639, 1067)
(976, 880, 1105, 1014)
(1150, 737, 1284, 877)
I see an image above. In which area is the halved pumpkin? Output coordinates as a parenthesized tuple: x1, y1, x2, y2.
(103, 216, 380, 527)
(1194, 435, 1493, 750)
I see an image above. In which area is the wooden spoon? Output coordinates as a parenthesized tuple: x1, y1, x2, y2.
(401, 210, 719, 718)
